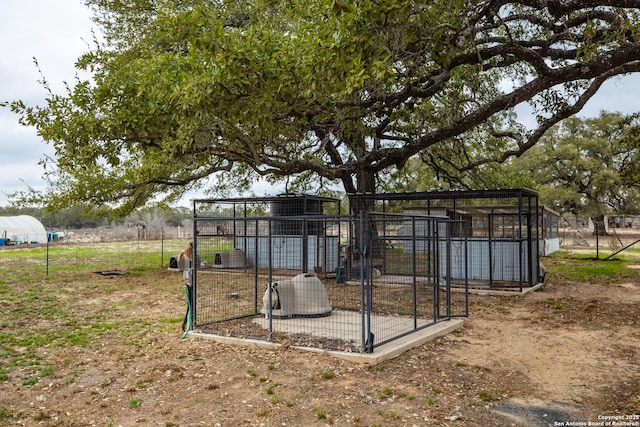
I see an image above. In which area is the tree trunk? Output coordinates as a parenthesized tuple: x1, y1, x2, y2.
(591, 214, 608, 236)
(348, 169, 385, 259)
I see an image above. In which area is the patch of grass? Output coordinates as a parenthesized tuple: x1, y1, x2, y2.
(256, 407, 271, 416)
(477, 389, 500, 402)
(0, 406, 11, 421)
(267, 363, 275, 370)
(0, 240, 194, 279)
(161, 317, 183, 324)
(246, 368, 257, 377)
(321, 370, 335, 379)
(33, 410, 51, 421)
(536, 297, 575, 311)
(376, 387, 394, 399)
(377, 410, 402, 420)
(128, 398, 142, 409)
(313, 408, 327, 420)
(22, 365, 54, 386)
(546, 252, 640, 283)
(495, 305, 511, 315)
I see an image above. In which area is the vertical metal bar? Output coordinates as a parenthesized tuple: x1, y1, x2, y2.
(360, 211, 375, 353)
(488, 214, 494, 288)
(426, 217, 432, 279)
(46, 237, 50, 276)
(320, 216, 326, 277)
(412, 216, 417, 330)
(527, 200, 534, 287)
(445, 220, 452, 318)
(241, 202, 247, 263)
(595, 224, 600, 260)
(267, 218, 273, 336)
(365, 213, 373, 353)
(302, 210, 308, 273)
(359, 212, 367, 352)
(518, 192, 524, 293)
(382, 214, 387, 272)
(433, 218, 440, 321)
(191, 217, 197, 328)
(464, 224, 469, 316)
(254, 218, 259, 314)
(534, 196, 540, 284)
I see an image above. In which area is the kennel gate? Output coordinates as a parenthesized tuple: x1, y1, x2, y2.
(187, 200, 468, 353)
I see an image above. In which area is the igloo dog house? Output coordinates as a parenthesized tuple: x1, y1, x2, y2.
(261, 273, 332, 318)
(213, 248, 246, 269)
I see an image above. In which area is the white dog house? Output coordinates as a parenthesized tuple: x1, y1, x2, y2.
(213, 248, 246, 268)
(261, 273, 332, 318)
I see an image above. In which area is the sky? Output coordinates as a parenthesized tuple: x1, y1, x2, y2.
(2, 2, 640, 208)
(1, 1, 95, 206)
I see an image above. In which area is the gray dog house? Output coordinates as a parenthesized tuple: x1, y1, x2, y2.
(171, 254, 200, 271)
(261, 273, 332, 318)
(213, 249, 246, 268)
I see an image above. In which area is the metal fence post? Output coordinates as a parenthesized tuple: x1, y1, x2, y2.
(46, 238, 50, 276)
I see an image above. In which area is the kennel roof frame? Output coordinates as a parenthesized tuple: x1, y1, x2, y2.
(347, 188, 539, 205)
(192, 193, 342, 218)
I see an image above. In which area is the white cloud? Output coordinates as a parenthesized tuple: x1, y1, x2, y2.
(1, 0, 95, 205)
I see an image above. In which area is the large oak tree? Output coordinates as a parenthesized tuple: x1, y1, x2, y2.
(515, 112, 640, 235)
(7, 0, 640, 215)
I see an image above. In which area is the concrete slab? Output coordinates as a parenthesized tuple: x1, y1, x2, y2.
(322, 319, 464, 364)
(461, 282, 546, 296)
(253, 310, 433, 344)
(188, 317, 464, 365)
(367, 274, 545, 296)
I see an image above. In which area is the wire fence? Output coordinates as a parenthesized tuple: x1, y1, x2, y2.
(0, 236, 193, 281)
(189, 211, 469, 354)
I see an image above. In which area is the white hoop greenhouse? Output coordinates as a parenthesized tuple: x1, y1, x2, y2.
(0, 215, 47, 244)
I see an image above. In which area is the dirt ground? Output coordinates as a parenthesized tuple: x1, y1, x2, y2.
(0, 254, 638, 426)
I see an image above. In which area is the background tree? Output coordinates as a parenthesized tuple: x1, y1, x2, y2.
(515, 112, 640, 235)
(7, 0, 640, 216)
(0, 205, 107, 229)
(162, 206, 191, 228)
